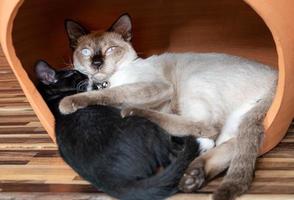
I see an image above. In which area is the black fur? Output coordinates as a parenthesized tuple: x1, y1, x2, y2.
(36, 60, 199, 200)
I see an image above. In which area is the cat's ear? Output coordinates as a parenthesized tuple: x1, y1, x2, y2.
(65, 20, 89, 49)
(108, 14, 132, 42)
(35, 60, 57, 85)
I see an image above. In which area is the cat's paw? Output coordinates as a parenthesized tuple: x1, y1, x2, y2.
(179, 159, 206, 192)
(59, 96, 88, 114)
(121, 107, 143, 118)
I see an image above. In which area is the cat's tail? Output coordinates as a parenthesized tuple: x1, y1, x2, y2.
(119, 136, 199, 200)
(212, 84, 276, 200)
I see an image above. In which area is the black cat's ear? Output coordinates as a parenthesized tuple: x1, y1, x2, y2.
(108, 14, 132, 42)
(65, 19, 89, 49)
(35, 60, 57, 85)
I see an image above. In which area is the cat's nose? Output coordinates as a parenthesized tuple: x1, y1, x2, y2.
(92, 55, 103, 69)
(93, 59, 102, 66)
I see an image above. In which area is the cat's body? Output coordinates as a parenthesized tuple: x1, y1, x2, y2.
(110, 52, 275, 128)
(60, 14, 277, 200)
(36, 61, 199, 200)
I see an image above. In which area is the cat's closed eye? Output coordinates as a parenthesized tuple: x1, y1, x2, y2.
(105, 46, 118, 56)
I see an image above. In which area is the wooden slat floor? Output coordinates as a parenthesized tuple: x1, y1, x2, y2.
(0, 46, 293, 200)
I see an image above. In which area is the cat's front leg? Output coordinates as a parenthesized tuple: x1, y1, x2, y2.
(59, 82, 173, 114)
(58, 92, 102, 114)
(121, 107, 218, 139)
(59, 89, 125, 114)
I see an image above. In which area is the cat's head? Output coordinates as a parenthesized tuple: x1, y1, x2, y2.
(65, 14, 137, 82)
(35, 60, 89, 103)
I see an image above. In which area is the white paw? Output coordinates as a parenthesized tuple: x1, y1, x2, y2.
(196, 138, 215, 154)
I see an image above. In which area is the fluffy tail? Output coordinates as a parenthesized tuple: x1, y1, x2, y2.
(118, 136, 199, 200)
(213, 85, 276, 200)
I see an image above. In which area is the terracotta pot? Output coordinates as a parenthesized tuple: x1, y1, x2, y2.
(0, 0, 293, 154)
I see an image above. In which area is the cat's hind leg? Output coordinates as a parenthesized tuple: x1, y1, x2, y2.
(179, 138, 236, 192)
(213, 101, 270, 200)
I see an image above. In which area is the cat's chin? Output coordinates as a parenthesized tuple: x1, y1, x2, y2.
(92, 73, 107, 82)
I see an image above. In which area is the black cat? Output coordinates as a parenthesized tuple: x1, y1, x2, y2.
(36, 60, 199, 200)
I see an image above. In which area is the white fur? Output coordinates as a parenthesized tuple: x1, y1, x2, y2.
(109, 58, 163, 87)
(197, 138, 215, 154)
(216, 98, 261, 146)
(109, 52, 277, 145)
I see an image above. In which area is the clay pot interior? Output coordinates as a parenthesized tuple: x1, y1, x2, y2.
(8, 0, 283, 153)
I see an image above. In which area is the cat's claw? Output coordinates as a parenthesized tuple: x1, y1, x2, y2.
(121, 107, 140, 118)
(179, 159, 206, 192)
(59, 96, 88, 114)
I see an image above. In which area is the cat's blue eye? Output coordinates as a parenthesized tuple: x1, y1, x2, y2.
(81, 48, 92, 57)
